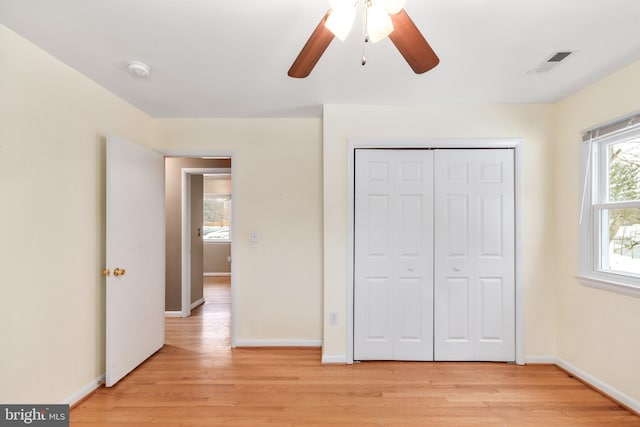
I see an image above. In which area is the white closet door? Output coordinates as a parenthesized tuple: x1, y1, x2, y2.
(434, 149, 515, 361)
(354, 149, 434, 361)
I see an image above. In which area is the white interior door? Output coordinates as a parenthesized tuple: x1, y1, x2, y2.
(354, 149, 434, 361)
(105, 134, 165, 387)
(434, 149, 515, 361)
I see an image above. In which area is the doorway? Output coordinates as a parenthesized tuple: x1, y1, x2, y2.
(163, 155, 236, 348)
(346, 139, 525, 365)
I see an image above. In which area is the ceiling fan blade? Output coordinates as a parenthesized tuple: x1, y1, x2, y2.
(288, 11, 335, 78)
(388, 9, 439, 74)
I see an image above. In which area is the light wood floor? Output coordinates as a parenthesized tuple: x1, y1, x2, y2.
(71, 277, 640, 426)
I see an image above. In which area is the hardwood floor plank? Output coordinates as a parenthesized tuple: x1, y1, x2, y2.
(71, 279, 640, 426)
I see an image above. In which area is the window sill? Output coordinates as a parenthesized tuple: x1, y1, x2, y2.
(577, 274, 640, 299)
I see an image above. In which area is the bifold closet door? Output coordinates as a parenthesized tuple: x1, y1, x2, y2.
(433, 149, 515, 361)
(354, 149, 434, 361)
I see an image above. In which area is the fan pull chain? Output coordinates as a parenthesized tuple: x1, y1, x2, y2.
(362, 0, 368, 66)
(362, 35, 368, 66)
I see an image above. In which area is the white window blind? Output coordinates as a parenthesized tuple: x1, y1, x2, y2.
(582, 112, 640, 142)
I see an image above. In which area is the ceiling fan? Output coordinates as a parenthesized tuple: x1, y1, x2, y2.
(288, 0, 439, 78)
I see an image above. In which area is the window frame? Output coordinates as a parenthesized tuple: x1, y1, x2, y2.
(578, 126, 640, 298)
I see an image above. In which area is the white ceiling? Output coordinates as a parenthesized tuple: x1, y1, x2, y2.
(1, 0, 640, 118)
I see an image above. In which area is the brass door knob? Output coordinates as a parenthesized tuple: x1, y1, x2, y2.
(113, 268, 126, 277)
(102, 269, 111, 277)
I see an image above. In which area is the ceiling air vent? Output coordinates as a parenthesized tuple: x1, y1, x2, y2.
(527, 50, 575, 74)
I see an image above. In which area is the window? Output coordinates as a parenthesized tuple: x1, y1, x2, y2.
(579, 113, 640, 296)
(203, 175, 231, 242)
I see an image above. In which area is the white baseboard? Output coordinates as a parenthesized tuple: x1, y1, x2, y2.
(525, 355, 556, 364)
(204, 272, 231, 277)
(235, 339, 322, 347)
(190, 297, 205, 310)
(164, 311, 182, 318)
(64, 374, 104, 406)
(556, 358, 640, 414)
(321, 354, 347, 364)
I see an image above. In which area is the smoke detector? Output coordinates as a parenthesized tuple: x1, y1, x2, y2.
(527, 50, 575, 74)
(127, 61, 151, 78)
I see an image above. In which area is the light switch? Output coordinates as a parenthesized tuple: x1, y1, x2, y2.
(329, 312, 337, 325)
(249, 230, 259, 242)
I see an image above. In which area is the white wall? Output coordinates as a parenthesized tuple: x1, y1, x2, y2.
(0, 24, 153, 403)
(554, 60, 640, 404)
(153, 119, 324, 343)
(322, 104, 558, 360)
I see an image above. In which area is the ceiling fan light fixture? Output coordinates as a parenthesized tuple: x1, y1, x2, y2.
(288, 0, 439, 78)
(325, 5, 357, 41)
(366, 2, 394, 43)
